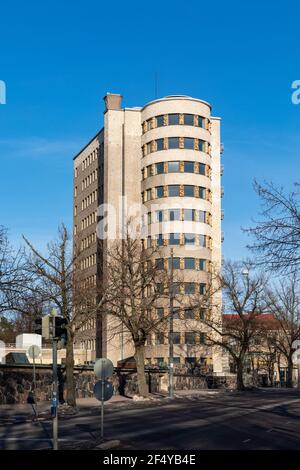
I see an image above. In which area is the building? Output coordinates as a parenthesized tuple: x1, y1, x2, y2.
(73, 93, 223, 372)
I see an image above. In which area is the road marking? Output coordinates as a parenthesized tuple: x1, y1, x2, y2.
(266, 428, 273, 433)
(243, 439, 251, 443)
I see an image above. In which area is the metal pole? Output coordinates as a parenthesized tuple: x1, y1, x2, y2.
(32, 350, 37, 418)
(52, 337, 58, 450)
(169, 248, 174, 398)
(101, 380, 104, 440)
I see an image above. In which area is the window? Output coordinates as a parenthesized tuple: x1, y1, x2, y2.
(173, 283, 181, 294)
(184, 233, 195, 245)
(199, 309, 206, 320)
(184, 309, 194, 319)
(184, 258, 195, 269)
(199, 235, 206, 247)
(198, 210, 206, 223)
(198, 139, 205, 152)
(156, 333, 165, 345)
(198, 116, 204, 128)
(185, 332, 196, 344)
(169, 257, 180, 270)
(185, 283, 196, 294)
(168, 137, 179, 149)
(168, 161, 180, 173)
(173, 308, 180, 319)
(147, 166, 152, 178)
(184, 138, 194, 150)
(173, 333, 181, 344)
(156, 138, 164, 151)
(197, 164, 205, 176)
(184, 185, 194, 197)
(184, 161, 194, 173)
(168, 114, 180, 125)
(156, 186, 164, 198)
(157, 308, 164, 319)
(169, 233, 180, 245)
(147, 142, 152, 154)
(156, 162, 164, 174)
(184, 114, 194, 126)
(156, 115, 164, 127)
(169, 208, 180, 221)
(147, 119, 152, 131)
(199, 259, 206, 271)
(156, 234, 164, 246)
(200, 283, 206, 295)
(184, 209, 195, 221)
(157, 283, 164, 294)
(200, 333, 206, 344)
(147, 212, 151, 224)
(168, 185, 180, 197)
(156, 258, 164, 270)
(156, 210, 163, 222)
(199, 187, 206, 199)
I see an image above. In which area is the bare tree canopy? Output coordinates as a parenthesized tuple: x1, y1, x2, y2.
(245, 180, 300, 274)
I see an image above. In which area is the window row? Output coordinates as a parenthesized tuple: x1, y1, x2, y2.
(142, 113, 210, 133)
(80, 149, 98, 173)
(145, 233, 211, 249)
(153, 331, 206, 345)
(156, 307, 206, 321)
(80, 253, 97, 270)
(80, 274, 97, 289)
(81, 190, 97, 211)
(155, 257, 209, 272)
(80, 339, 96, 350)
(156, 282, 206, 295)
(142, 160, 210, 179)
(143, 185, 211, 201)
(80, 232, 97, 251)
(146, 208, 211, 225)
(81, 169, 98, 190)
(80, 318, 96, 332)
(142, 137, 211, 157)
(81, 211, 97, 230)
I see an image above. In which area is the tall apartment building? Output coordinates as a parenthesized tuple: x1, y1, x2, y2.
(73, 93, 223, 373)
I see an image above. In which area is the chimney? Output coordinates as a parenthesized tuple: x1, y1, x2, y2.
(103, 93, 123, 111)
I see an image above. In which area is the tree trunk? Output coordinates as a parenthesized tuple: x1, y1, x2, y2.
(286, 355, 294, 388)
(134, 344, 148, 397)
(65, 332, 76, 407)
(236, 358, 245, 391)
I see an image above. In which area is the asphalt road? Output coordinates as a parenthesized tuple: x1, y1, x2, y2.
(1, 389, 300, 450)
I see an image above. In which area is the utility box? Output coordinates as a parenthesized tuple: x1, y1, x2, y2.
(16, 334, 42, 349)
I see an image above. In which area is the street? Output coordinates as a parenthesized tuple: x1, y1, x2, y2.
(1, 389, 300, 450)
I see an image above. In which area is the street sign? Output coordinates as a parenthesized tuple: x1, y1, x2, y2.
(27, 345, 41, 359)
(94, 358, 114, 379)
(94, 380, 113, 402)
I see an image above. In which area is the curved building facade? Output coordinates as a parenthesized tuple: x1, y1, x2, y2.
(73, 93, 223, 373)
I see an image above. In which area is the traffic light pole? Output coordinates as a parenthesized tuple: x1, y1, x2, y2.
(169, 248, 174, 399)
(52, 313, 59, 451)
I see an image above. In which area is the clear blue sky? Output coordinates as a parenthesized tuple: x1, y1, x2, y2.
(0, 0, 300, 258)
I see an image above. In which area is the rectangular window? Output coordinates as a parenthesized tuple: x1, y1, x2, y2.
(184, 309, 194, 319)
(184, 185, 194, 197)
(156, 333, 165, 345)
(168, 185, 180, 197)
(200, 283, 206, 295)
(173, 333, 181, 344)
(199, 187, 206, 199)
(185, 283, 195, 294)
(156, 210, 163, 222)
(147, 189, 152, 201)
(184, 138, 194, 150)
(198, 116, 204, 128)
(184, 257, 195, 269)
(156, 138, 164, 151)
(147, 212, 152, 224)
(184, 114, 194, 126)
(156, 162, 164, 174)
(169, 233, 180, 245)
(199, 259, 206, 271)
(198, 140, 205, 152)
(169, 208, 181, 221)
(156, 258, 164, 270)
(147, 142, 152, 154)
(168, 114, 180, 125)
(147, 119, 152, 131)
(156, 234, 164, 246)
(200, 333, 206, 344)
(156, 186, 164, 198)
(199, 235, 206, 247)
(156, 115, 164, 127)
(184, 233, 195, 245)
(169, 257, 180, 270)
(147, 166, 152, 178)
(199, 163, 206, 175)
(185, 332, 196, 344)
(168, 137, 179, 149)
(157, 308, 164, 319)
(199, 309, 206, 320)
(168, 161, 180, 173)
(198, 210, 206, 223)
(184, 161, 194, 173)
(184, 209, 195, 221)
(173, 308, 180, 319)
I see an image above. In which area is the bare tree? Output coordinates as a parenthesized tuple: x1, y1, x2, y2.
(245, 180, 300, 274)
(21, 224, 100, 407)
(101, 232, 172, 397)
(196, 260, 267, 390)
(265, 274, 300, 387)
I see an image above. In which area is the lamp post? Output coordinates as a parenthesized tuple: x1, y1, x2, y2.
(169, 248, 174, 398)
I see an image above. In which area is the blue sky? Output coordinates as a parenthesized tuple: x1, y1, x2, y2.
(0, 0, 300, 258)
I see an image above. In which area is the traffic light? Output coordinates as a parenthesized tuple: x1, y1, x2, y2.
(34, 317, 42, 335)
(54, 317, 68, 342)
